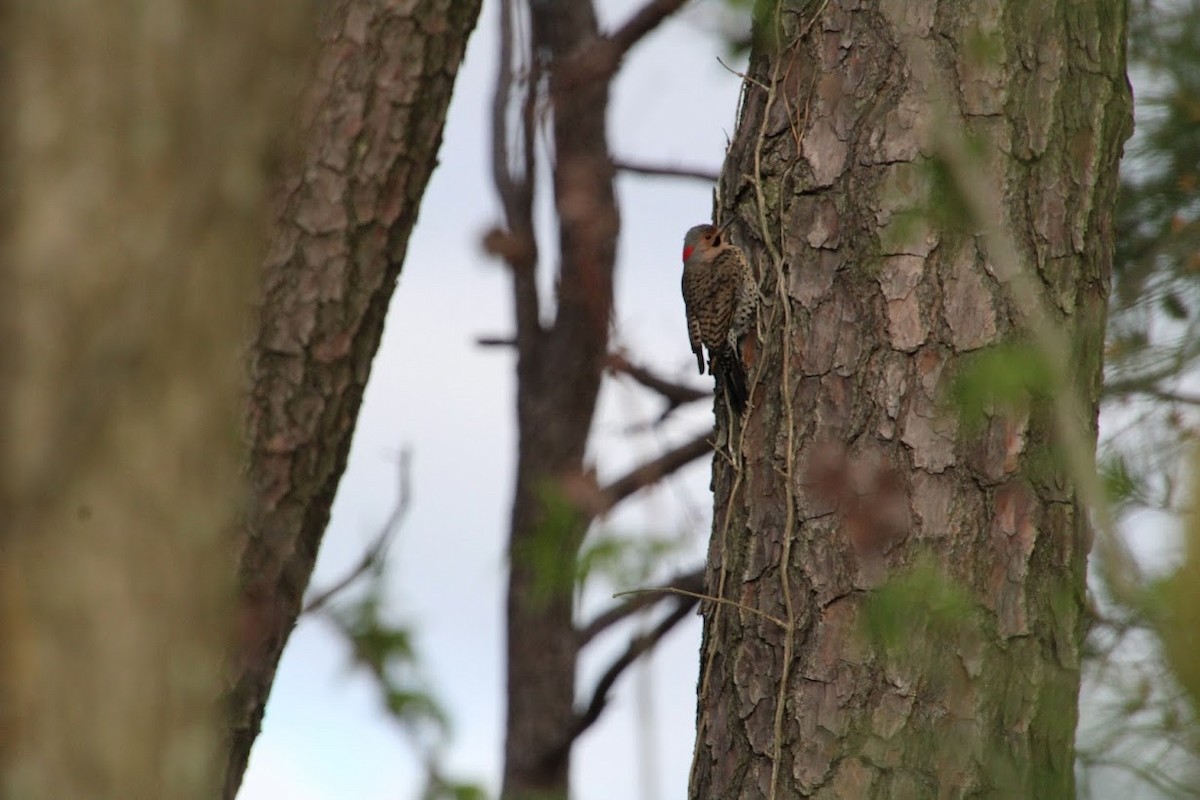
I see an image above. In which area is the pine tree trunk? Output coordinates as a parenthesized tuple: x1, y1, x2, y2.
(227, 2, 482, 795)
(690, 2, 1131, 797)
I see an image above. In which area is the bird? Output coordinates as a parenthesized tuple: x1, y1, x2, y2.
(681, 221, 756, 414)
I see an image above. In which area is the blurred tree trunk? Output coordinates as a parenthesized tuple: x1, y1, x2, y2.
(501, 0, 619, 795)
(225, 1, 482, 796)
(691, 2, 1130, 797)
(0, 3, 311, 798)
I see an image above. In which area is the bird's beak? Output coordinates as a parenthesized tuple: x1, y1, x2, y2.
(716, 217, 737, 236)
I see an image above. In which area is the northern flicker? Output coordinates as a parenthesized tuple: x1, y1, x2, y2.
(681, 221, 756, 413)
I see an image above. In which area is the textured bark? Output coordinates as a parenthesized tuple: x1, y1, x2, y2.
(0, 3, 310, 797)
(224, 2, 481, 796)
(501, 0, 619, 794)
(691, 2, 1130, 798)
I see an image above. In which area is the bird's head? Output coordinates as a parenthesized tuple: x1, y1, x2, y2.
(682, 220, 733, 263)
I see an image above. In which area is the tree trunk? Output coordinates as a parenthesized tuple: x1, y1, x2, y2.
(690, 2, 1131, 797)
(0, 3, 310, 797)
(501, 0, 619, 796)
(225, 1, 481, 796)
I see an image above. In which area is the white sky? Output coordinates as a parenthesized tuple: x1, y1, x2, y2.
(240, 2, 746, 798)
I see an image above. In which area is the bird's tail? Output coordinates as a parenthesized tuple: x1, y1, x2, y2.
(714, 347, 748, 414)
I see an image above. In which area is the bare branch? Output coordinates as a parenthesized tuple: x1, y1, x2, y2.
(1116, 387, 1200, 406)
(593, 432, 712, 515)
(578, 568, 704, 646)
(477, 335, 517, 348)
(557, 0, 691, 88)
(606, 351, 709, 411)
(303, 451, 412, 615)
(557, 434, 711, 522)
(613, 158, 719, 183)
(512, 25, 543, 350)
(491, 0, 521, 223)
(607, 0, 690, 60)
(555, 597, 697, 757)
(1104, 362, 1192, 398)
(716, 55, 769, 90)
(491, 0, 542, 348)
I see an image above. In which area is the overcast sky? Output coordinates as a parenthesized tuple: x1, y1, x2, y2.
(239, 2, 747, 798)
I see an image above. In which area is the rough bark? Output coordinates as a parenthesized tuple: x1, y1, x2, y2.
(0, 3, 310, 797)
(501, 0, 620, 794)
(691, 2, 1131, 798)
(224, 1, 481, 796)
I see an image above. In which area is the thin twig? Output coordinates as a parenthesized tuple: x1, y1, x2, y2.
(1110, 386, 1200, 406)
(605, 351, 709, 409)
(613, 158, 719, 183)
(717, 56, 769, 90)
(578, 567, 705, 645)
(304, 451, 412, 615)
(615, 586, 786, 628)
(476, 335, 517, 348)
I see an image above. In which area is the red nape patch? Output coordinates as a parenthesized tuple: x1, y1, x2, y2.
(682, 246, 694, 262)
